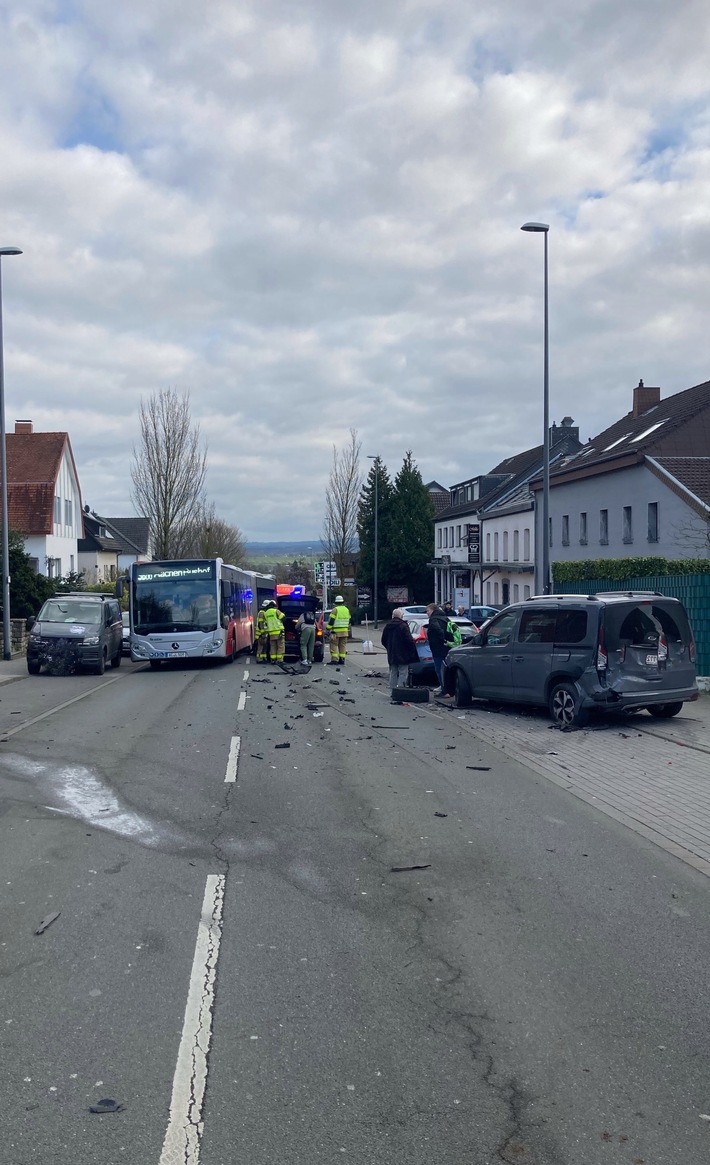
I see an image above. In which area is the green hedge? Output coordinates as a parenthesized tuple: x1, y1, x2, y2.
(553, 556, 710, 582)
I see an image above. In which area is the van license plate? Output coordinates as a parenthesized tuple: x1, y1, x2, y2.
(645, 653, 658, 665)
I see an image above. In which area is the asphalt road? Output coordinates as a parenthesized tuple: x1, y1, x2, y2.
(1, 656, 709, 1164)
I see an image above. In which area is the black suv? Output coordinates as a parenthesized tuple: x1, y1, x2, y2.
(27, 593, 123, 675)
(442, 592, 698, 726)
(276, 593, 324, 662)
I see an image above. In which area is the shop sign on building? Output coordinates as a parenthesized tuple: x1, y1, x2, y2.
(467, 523, 481, 564)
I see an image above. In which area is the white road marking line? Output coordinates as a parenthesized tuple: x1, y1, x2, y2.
(0, 677, 122, 741)
(224, 736, 241, 783)
(159, 874, 225, 1165)
(237, 691, 246, 711)
(242, 669, 250, 682)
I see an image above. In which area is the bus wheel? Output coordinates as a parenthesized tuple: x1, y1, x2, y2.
(227, 637, 235, 663)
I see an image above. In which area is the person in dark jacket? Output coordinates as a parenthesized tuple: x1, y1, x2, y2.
(381, 609, 419, 692)
(426, 602, 454, 694)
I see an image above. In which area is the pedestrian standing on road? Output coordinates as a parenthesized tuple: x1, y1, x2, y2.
(296, 609, 317, 664)
(263, 599, 285, 663)
(255, 601, 271, 662)
(327, 595, 351, 664)
(457, 605, 466, 616)
(443, 599, 454, 619)
(381, 609, 419, 693)
(426, 602, 453, 695)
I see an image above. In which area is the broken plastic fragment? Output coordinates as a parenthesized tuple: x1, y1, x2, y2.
(34, 911, 61, 935)
(89, 1098, 125, 1114)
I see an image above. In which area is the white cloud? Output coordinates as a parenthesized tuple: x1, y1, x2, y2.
(0, 0, 709, 540)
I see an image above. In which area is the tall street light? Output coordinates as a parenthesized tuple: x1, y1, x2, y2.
(367, 455, 379, 628)
(520, 222, 551, 595)
(0, 246, 23, 661)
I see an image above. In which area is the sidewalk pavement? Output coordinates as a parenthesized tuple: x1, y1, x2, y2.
(0, 656, 30, 685)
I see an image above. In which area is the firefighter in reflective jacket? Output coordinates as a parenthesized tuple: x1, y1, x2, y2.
(255, 601, 271, 662)
(327, 595, 351, 664)
(263, 599, 285, 663)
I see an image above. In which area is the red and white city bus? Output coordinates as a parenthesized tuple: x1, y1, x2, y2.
(124, 559, 275, 668)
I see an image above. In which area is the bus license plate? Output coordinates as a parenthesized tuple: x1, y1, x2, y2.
(154, 651, 188, 658)
(645, 653, 657, 666)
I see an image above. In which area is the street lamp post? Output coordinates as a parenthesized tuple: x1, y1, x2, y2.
(367, 455, 379, 628)
(0, 247, 23, 661)
(520, 222, 551, 595)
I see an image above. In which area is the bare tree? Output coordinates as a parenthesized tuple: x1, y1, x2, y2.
(322, 429, 362, 594)
(173, 499, 247, 564)
(131, 389, 207, 559)
(672, 511, 710, 558)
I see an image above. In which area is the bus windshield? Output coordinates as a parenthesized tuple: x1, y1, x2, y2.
(133, 562, 218, 634)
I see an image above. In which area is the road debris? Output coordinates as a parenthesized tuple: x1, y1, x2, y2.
(251, 753, 264, 759)
(284, 722, 294, 730)
(275, 743, 291, 749)
(466, 766, 490, 771)
(390, 864, 432, 873)
(89, 1098, 125, 1114)
(34, 911, 61, 935)
(434, 812, 448, 818)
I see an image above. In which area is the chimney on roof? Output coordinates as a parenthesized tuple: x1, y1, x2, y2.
(632, 379, 661, 417)
(14, 420, 33, 434)
(550, 416, 579, 443)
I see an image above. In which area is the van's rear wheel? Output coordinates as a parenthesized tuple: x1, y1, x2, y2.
(454, 669, 472, 708)
(647, 702, 683, 718)
(549, 681, 586, 727)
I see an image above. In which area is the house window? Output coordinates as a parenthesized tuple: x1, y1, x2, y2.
(437, 528, 442, 549)
(524, 584, 531, 600)
(513, 583, 519, 602)
(562, 515, 569, 546)
(523, 528, 530, 561)
(513, 530, 519, 561)
(600, 509, 608, 545)
(648, 502, 659, 543)
(443, 528, 448, 549)
(486, 580, 491, 602)
(579, 512, 587, 545)
(449, 526, 454, 547)
(29, 557, 39, 574)
(486, 532, 491, 561)
(494, 581, 500, 604)
(70, 555, 75, 572)
(494, 532, 499, 560)
(53, 496, 61, 525)
(64, 499, 72, 528)
(623, 506, 633, 544)
(503, 531, 509, 560)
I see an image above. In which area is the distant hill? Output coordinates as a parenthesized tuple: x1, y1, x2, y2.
(245, 541, 324, 559)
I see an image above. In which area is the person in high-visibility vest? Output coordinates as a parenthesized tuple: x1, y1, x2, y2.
(327, 595, 351, 664)
(263, 599, 285, 663)
(255, 601, 271, 662)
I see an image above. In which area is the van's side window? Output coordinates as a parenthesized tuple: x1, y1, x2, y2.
(555, 609, 588, 644)
(518, 610, 556, 643)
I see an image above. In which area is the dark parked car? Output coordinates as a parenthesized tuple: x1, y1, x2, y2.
(442, 592, 698, 726)
(467, 604, 499, 627)
(27, 593, 123, 675)
(276, 594, 324, 662)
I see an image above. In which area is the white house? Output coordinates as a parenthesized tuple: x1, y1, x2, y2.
(8, 420, 83, 577)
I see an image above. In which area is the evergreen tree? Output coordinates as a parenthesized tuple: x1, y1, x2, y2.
(356, 456, 394, 610)
(388, 452, 435, 602)
(6, 530, 56, 618)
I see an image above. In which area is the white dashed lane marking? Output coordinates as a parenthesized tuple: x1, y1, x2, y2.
(158, 874, 225, 1165)
(224, 735, 241, 783)
(242, 668, 250, 682)
(237, 691, 246, 711)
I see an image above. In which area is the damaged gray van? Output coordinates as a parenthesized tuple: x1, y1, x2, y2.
(441, 592, 698, 726)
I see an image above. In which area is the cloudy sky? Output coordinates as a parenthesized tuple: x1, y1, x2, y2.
(1, 0, 709, 540)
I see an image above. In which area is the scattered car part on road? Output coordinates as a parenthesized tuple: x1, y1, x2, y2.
(34, 911, 61, 935)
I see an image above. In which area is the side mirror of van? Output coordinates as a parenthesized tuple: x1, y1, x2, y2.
(115, 577, 125, 599)
(26, 616, 36, 631)
(471, 631, 482, 646)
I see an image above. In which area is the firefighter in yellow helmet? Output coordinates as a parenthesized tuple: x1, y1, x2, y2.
(327, 595, 351, 664)
(255, 600, 271, 663)
(263, 599, 285, 663)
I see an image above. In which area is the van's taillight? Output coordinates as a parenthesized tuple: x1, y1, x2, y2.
(689, 630, 696, 664)
(596, 623, 607, 671)
(658, 633, 668, 662)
